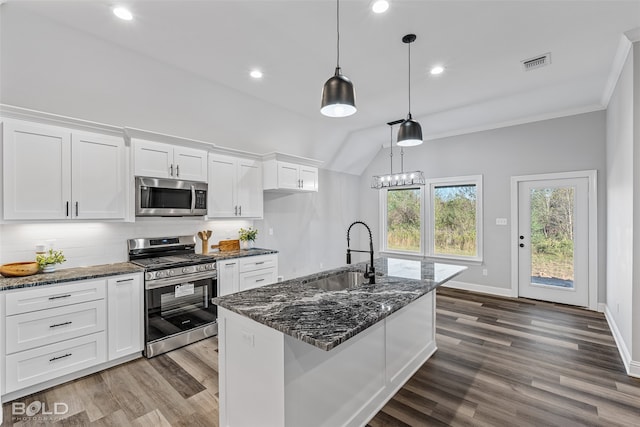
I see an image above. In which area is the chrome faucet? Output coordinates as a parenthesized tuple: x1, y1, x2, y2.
(346, 221, 376, 284)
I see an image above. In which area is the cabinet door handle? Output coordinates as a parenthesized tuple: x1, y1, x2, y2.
(255, 262, 264, 265)
(116, 278, 134, 283)
(255, 278, 265, 282)
(49, 353, 72, 362)
(301, 179, 304, 188)
(234, 206, 238, 216)
(239, 206, 242, 216)
(66, 201, 69, 217)
(170, 164, 174, 177)
(49, 294, 71, 300)
(226, 263, 236, 267)
(50, 321, 72, 328)
(176, 164, 180, 177)
(75, 201, 79, 217)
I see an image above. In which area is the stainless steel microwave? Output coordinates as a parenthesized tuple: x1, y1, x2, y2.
(135, 177, 207, 217)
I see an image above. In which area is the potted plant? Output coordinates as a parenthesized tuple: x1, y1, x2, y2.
(36, 249, 66, 273)
(238, 227, 258, 249)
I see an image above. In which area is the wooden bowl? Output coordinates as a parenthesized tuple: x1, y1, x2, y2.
(0, 262, 40, 277)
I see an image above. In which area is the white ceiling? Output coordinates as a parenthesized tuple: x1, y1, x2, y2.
(5, 0, 640, 174)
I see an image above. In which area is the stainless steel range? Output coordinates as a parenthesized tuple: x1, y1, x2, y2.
(128, 235, 217, 357)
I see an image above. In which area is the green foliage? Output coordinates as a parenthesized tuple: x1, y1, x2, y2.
(529, 187, 575, 280)
(36, 249, 66, 268)
(387, 189, 421, 252)
(238, 227, 258, 241)
(434, 185, 477, 256)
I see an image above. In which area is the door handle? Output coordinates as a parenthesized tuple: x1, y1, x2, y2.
(66, 201, 69, 217)
(519, 243, 525, 248)
(176, 164, 180, 177)
(519, 236, 524, 240)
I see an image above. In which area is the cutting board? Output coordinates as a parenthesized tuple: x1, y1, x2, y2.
(212, 239, 240, 252)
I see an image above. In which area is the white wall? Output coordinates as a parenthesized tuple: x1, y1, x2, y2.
(358, 111, 607, 298)
(0, 219, 252, 268)
(255, 170, 360, 280)
(606, 46, 634, 356)
(0, 4, 324, 160)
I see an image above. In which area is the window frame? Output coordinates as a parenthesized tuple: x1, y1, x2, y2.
(379, 175, 483, 263)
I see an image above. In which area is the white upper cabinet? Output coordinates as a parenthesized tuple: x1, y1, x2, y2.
(2, 120, 126, 220)
(208, 153, 263, 218)
(133, 139, 207, 182)
(262, 154, 321, 193)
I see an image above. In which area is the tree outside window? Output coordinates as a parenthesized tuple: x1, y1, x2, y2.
(433, 184, 477, 257)
(386, 188, 421, 253)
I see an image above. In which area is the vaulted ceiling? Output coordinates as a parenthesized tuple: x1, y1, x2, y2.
(2, 1, 639, 175)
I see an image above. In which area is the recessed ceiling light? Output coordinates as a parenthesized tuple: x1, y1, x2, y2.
(250, 69, 263, 79)
(113, 6, 133, 21)
(430, 65, 444, 75)
(371, 0, 389, 14)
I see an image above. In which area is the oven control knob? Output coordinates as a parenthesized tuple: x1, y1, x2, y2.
(183, 267, 189, 273)
(145, 272, 154, 280)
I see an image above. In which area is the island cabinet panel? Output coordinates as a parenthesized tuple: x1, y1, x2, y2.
(283, 321, 386, 427)
(218, 309, 285, 427)
(217, 291, 437, 427)
(385, 291, 434, 385)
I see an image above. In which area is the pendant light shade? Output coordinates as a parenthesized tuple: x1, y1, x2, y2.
(397, 34, 423, 146)
(397, 113, 423, 147)
(321, 67, 356, 117)
(321, 0, 356, 117)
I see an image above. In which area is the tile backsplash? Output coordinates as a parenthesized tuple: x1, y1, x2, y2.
(0, 218, 253, 268)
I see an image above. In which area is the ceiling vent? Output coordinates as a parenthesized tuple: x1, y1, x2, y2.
(522, 53, 551, 71)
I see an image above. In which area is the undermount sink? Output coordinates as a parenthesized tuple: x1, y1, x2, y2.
(306, 271, 366, 292)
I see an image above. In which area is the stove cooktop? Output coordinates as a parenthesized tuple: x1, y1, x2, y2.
(130, 253, 215, 271)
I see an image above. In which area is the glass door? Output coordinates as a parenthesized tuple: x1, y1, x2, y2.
(517, 177, 589, 306)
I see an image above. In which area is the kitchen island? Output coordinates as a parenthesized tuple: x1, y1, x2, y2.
(213, 257, 466, 427)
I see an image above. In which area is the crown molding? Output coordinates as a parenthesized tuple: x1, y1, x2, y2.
(261, 152, 323, 168)
(124, 127, 216, 150)
(601, 30, 639, 107)
(0, 104, 122, 136)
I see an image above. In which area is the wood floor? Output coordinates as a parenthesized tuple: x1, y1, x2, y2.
(3, 288, 640, 426)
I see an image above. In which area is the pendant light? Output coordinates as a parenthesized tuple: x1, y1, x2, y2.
(397, 34, 423, 146)
(320, 0, 356, 117)
(372, 120, 425, 189)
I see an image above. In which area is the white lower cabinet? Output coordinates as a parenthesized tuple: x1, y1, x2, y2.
(2, 272, 143, 399)
(107, 274, 143, 360)
(5, 332, 107, 393)
(218, 254, 278, 296)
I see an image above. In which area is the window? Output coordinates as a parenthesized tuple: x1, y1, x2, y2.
(380, 175, 483, 262)
(429, 176, 483, 261)
(381, 187, 424, 254)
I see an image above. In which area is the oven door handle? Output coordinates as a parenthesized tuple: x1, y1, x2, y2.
(145, 271, 217, 290)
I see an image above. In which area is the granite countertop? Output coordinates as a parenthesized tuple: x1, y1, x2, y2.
(212, 257, 467, 351)
(0, 262, 145, 291)
(203, 248, 278, 261)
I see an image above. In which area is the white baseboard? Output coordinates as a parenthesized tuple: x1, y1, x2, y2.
(603, 304, 640, 378)
(442, 280, 515, 298)
(598, 302, 606, 313)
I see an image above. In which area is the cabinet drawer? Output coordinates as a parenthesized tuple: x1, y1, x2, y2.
(239, 254, 277, 273)
(6, 300, 106, 354)
(5, 332, 107, 393)
(6, 279, 106, 315)
(239, 269, 277, 291)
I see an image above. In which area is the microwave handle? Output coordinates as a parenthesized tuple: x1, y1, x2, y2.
(191, 185, 196, 213)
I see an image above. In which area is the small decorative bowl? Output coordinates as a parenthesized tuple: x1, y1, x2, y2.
(0, 262, 40, 277)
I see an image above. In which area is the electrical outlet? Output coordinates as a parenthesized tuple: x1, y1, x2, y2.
(482, 269, 488, 276)
(320, 262, 324, 269)
(268, 228, 274, 236)
(496, 218, 508, 226)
